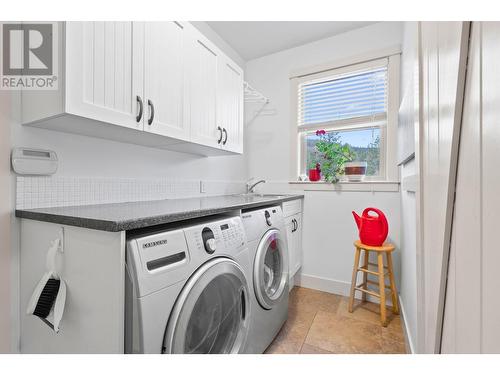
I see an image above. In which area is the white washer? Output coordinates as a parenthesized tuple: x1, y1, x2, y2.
(125, 216, 252, 354)
(242, 206, 289, 353)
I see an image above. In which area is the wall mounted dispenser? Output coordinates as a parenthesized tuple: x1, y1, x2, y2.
(11, 147, 58, 175)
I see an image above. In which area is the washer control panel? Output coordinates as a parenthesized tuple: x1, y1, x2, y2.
(188, 216, 246, 256)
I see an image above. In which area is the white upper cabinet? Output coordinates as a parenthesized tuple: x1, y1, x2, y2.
(65, 21, 144, 131)
(186, 26, 220, 148)
(143, 22, 189, 140)
(21, 22, 244, 156)
(217, 55, 244, 153)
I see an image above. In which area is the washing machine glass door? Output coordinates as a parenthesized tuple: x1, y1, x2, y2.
(163, 257, 249, 354)
(254, 229, 288, 310)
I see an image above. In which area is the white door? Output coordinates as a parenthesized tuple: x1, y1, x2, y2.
(254, 229, 288, 309)
(186, 26, 221, 148)
(163, 258, 249, 353)
(143, 22, 189, 140)
(285, 215, 302, 285)
(417, 21, 469, 353)
(291, 214, 302, 275)
(285, 217, 296, 287)
(218, 56, 244, 153)
(65, 22, 144, 131)
(441, 22, 500, 354)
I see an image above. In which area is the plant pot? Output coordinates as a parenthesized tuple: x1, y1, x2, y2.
(344, 162, 367, 182)
(308, 169, 321, 182)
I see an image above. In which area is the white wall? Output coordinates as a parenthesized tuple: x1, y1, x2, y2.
(0, 87, 13, 353)
(397, 21, 419, 353)
(7, 22, 246, 352)
(244, 22, 403, 296)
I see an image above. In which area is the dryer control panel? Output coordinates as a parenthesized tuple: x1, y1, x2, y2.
(241, 206, 284, 242)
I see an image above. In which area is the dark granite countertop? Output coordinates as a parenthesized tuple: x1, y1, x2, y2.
(15, 194, 304, 232)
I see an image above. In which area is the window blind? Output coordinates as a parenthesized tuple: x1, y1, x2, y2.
(298, 65, 388, 128)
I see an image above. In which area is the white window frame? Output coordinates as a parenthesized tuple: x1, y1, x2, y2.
(289, 51, 400, 183)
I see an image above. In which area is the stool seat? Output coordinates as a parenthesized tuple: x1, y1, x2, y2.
(349, 240, 399, 327)
(354, 240, 395, 252)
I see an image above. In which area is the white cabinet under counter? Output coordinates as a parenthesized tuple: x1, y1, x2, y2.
(282, 199, 303, 288)
(21, 22, 244, 157)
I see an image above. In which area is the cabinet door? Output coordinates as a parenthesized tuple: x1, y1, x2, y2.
(186, 26, 221, 148)
(218, 56, 244, 153)
(65, 22, 144, 131)
(285, 217, 296, 283)
(143, 22, 189, 140)
(292, 214, 303, 274)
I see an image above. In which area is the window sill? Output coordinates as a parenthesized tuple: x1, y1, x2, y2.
(288, 181, 400, 192)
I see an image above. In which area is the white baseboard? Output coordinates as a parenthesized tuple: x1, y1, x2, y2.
(296, 273, 392, 306)
(398, 297, 416, 354)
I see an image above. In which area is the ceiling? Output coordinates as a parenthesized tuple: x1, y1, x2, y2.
(207, 21, 378, 61)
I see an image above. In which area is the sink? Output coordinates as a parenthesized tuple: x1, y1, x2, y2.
(234, 193, 288, 199)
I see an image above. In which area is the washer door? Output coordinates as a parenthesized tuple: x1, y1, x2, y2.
(163, 257, 249, 354)
(254, 229, 288, 310)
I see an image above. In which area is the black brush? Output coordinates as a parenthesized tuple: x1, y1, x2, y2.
(33, 278, 61, 318)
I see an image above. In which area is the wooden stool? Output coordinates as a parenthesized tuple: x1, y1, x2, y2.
(348, 240, 399, 327)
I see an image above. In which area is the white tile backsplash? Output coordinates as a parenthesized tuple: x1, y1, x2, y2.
(16, 176, 246, 209)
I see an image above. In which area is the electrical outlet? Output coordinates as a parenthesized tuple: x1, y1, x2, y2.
(199, 180, 206, 193)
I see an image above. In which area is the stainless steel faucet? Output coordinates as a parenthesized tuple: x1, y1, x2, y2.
(246, 178, 266, 193)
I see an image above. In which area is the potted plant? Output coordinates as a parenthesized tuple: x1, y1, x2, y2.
(344, 161, 368, 181)
(307, 160, 321, 182)
(314, 130, 354, 183)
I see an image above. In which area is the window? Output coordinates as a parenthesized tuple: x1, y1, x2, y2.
(292, 56, 398, 182)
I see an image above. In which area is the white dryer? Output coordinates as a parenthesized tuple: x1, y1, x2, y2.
(125, 216, 252, 354)
(241, 206, 289, 353)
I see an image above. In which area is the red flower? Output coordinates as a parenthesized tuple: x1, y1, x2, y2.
(316, 129, 326, 136)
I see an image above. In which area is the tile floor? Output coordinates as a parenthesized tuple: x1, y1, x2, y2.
(265, 286, 408, 354)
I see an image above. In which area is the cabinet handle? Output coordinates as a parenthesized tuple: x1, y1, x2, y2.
(147, 99, 155, 125)
(136, 96, 143, 122)
(294, 219, 299, 231)
(217, 126, 223, 144)
(222, 128, 228, 145)
(292, 219, 297, 232)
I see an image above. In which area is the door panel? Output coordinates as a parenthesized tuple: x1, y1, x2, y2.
(442, 22, 500, 354)
(441, 22, 481, 353)
(66, 21, 143, 131)
(187, 27, 220, 147)
(285, 218, 295, 286)
(254, 230, 288, 309)
(418, 21, 469, 353)
(164, 258, 249, 354)
(218, 57, 244, 153)
(292, 214, 302, 275)
(143, 22, 188, 140)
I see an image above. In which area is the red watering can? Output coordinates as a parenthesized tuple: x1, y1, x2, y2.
(352, 207, 389, 246)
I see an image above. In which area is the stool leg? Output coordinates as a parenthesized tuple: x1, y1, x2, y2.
(362, 250, 369, 302)
(386, 252, 400, 315)
(348, 247, 361, 313)
(377, 253, 387, 327)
